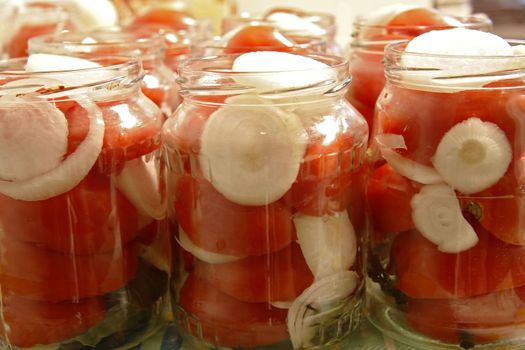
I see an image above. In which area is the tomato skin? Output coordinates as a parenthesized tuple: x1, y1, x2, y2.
(1, 294, 105, 348)
(195, 242, 313, 303)
(391, 225, 525, 299)
(224, 25, 296, 53)
(66, 99, 161, 173)
(406, 286, 525, 345)
(0, 236, 138, 301)
(8, 23, 58, 58)
(367, 163, 417, 235)
(174, 175, 295, 257)
(179, 273, 289, 348)
(131, 8, 195, 31)
(0, 171, 139, 254)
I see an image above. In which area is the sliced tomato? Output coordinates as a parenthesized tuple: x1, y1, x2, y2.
(1, 294, 105, 348)
(66, 99, 161, 173)
(391, 223, 525, 299)
(406, 286, 525, 345)
(195, 242, 313, 303)
(0, 171, 139, 254)
(179, 273, 289, 348)
(461, 169, 525, 245)
(174, 175, 294, 257)
(367, 163, 417, 235)
(0, 236, 138, 301)
(224, 25, 296, 53)
(8, 22, 58, 58)
(285, 117, 367, 216)
(130, 8, 196, 31)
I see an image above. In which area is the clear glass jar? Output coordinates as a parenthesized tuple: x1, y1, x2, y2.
(0, 0, 69, 59)
(28, 29, 180, 116)
(366, 40, 525, 349)
(222, 10, 339, 54)
(164, 53, 368, 349)
(346, 14, 492, 135)
(0, 57, 168, 349)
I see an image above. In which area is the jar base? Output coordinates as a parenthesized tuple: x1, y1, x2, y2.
(366, 278, 525, 350)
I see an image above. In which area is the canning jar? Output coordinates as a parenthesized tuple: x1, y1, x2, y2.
(0, 56, 168, 348)
(164, 52, 368, 349)
(28, 29, 180, 116)
(366, 39, 525, 349)
(346, 12, 491, 134)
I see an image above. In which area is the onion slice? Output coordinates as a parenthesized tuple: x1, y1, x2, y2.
(432, 118, 512, 194)
(200, 94, 307, 205)
(0, 97, 68, 182)
(177, 227, 243, 264)
(287, 271, 359, 349)
(376, 134, 442, 185)
(115, 156, 165, 220)
(294, 211, 356, 280)
(411, 184, 479, 253)
(0, 97, 104, 201)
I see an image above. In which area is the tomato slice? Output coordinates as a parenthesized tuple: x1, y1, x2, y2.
(0, 171, 139, 254)
(8, 22, 59, 58)
(224, 25, 297, 53)
(367, 163, 417, 235)
(461, 170, 525, 245)
(1, 294, 105, 348)
(406, 286, 525, 345)
(195, 242, 313, 303)
(174, 175, 294, 257)
(179, 273, 289, 348)
(0, 236, 138, 301)
(66, 99, 161, 173)
(130, 8, 196, 31)
(391, 223, 525, 299)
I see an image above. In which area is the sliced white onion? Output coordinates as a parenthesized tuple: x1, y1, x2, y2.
(432, 118, 512, 194)
(411, 184, 479, 253)
(401, 29, 514, 91)
(69, 0, 118, 31)
(200, 94, 307, 205)
(0, 98, 67, 182)
(115, 156, 165, 220)
(294, 211, 356, 280)
(287, 271, 359, 349)
(26, 54, 116, 88)
(270, 301, 293, 309)
(232, 51, 336, 96)
(177, 227, 243, 264)
(0, 97, 104, 201)
(376, 134, 442, 185)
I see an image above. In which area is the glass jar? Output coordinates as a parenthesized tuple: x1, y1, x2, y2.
(28, 29, 180, 116)
(222, 10, 339, 54)
(366, 40, 525, 349)
(0, 0, 69, 58)
(164, 53, 368, 349)
(346, 14, 491, 135)
(0, 56, 168, 349)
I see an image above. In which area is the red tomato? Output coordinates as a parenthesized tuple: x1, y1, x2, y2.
(66, 99, 161, 173)
(179, 273, 289, 348)
(174, 175, 294, 257)
(406, 286, 525, 345)
(391, 224, 525, 299)
(141, 86, 166, 110)
(195, 242, 313, 303)
(1, 294, 105, 348)
(224, 25, 296, 53)
(8, 23, 58, 58)
(285, 117, 367, 216)
(367, 163, 417, 235)
(0, 236, 138, 301)
(0, 171, 139, 254)
(131, 8, 196, 31)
